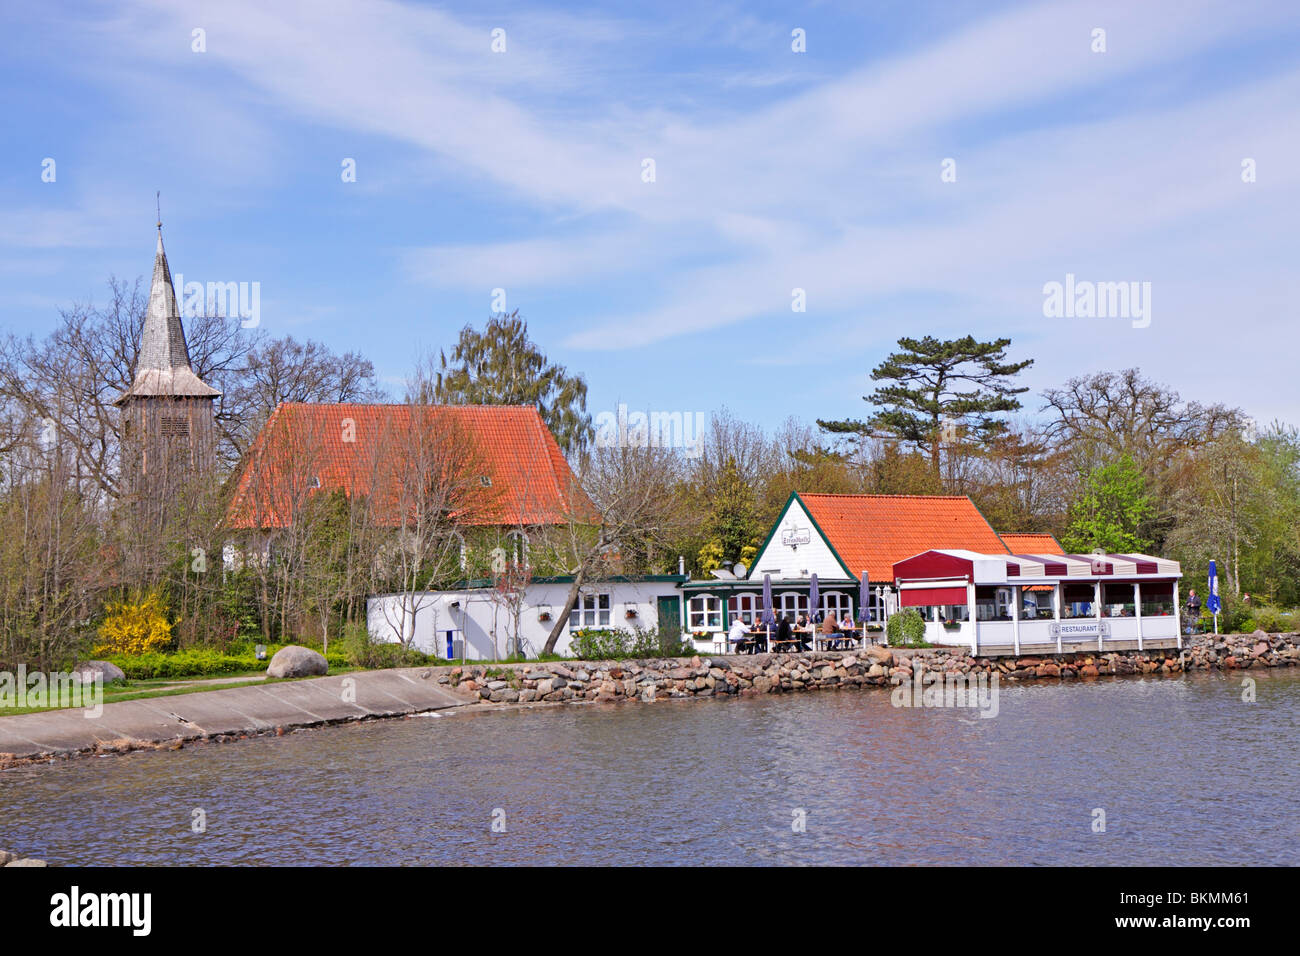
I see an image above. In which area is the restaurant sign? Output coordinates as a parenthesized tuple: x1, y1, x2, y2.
(780, 521, 811, 547)
(1050, 620, 1111, 640)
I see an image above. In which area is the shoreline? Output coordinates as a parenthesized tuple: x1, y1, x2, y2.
(2, 630, 1295, 771)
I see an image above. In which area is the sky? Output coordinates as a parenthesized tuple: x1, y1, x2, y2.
(2, 0, 1299, 436)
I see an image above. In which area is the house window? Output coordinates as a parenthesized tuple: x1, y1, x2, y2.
(1140, 582, 1174, 617)
(1102, 582, 1136, 617)
(569, 592, 611, 628)
(1061, 582, 1095, 619)
(975, 586, 1012, 621)
(506, 530, 528, 567)
(820, 591, 851, 622)
(865, 589, 886, 623)
(727, 592, 758, 626)
(1019, 586, 1050, 619)
(687, 595, 723, 631)
(778, 592, 808, 620)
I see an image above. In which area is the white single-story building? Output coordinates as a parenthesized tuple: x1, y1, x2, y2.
(367, 574, 688, 660)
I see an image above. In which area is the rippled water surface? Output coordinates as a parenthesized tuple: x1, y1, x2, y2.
(2, 670, 1297, 865)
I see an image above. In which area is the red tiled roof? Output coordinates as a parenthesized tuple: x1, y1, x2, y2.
(226, 403, 595, 530)
(999, 531, 1064, 554)
(799, 493, 1009, 582)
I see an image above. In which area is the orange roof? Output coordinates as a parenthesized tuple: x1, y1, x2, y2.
(226, 403, 595, 530)
(799, 493, 1009, 581)
(999, 532, 1064, 554)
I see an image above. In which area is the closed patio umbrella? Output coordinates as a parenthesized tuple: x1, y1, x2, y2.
(808, 573, 820, 623)
(761, 574, 776, 648)
(858, 571, 870, 644)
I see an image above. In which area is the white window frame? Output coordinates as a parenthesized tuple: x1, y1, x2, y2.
(778, 591, 808, 620)
(569, 591, 611, 629)
(727, 592, 758, 626)
(688, 594, 723, 631)
(821, 591, 851, 623)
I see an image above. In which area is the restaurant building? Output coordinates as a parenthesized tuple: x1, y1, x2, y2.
(679, 491, 1011, 651)
(892, 549, 1183, 655)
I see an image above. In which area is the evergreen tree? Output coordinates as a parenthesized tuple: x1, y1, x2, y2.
(819, 335, 1032, 483)
(410, 310, 593, 452)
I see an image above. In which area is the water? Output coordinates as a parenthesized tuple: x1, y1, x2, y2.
(2, 670, 1297, 865)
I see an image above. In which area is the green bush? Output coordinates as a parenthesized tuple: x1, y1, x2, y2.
(570, 625, 692, 660)
(337, 621, 436, 668)
(1246, 605, 1298, 633)
(105, 643, 349, 680)
(887, 609, 927, 647)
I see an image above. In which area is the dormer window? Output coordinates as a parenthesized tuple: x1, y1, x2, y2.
(479, 475, 493, 487)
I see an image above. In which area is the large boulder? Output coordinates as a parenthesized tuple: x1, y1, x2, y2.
(72, 660, 126, 685)
(266, 645, 328, 679)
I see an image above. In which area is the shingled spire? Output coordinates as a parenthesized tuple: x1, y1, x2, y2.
(114, 224, 220, 404)
(115, 219, 220, 507)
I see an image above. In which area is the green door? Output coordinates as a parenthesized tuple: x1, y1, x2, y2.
(657, 596, 681, 641)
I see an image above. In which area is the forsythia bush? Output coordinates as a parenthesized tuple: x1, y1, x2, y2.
(96, 592, 174, 656)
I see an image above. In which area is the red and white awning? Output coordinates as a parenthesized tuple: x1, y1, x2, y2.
(893, 549, 1181, 588)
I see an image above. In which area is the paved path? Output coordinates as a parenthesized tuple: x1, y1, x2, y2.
(0, 668, 465, 758)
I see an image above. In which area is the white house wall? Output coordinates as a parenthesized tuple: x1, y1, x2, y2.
(749, 498, 849, 582)
(367, 580, 683, 660)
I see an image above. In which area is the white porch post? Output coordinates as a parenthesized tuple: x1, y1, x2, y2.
(1011, 585, 1021, 656)
(967, 581, 977, 655)
(1173, 579, 1182, 650)
(1134, 582, 1143, 652)
(1053, 583, 1062, 655)
(1094, 581, 1104, 653)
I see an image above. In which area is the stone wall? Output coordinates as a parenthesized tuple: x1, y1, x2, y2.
(441, 630, 1300, 707)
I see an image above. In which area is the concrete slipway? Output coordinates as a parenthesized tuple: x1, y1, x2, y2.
(0, 669, 465, 759)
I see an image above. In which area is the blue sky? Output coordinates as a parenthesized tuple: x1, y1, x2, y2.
(3, 0, 1299, 433)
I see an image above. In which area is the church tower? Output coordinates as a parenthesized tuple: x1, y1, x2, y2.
(114, 222, 220, 506)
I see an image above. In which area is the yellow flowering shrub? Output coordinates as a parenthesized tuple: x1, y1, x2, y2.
(96, 591, 174, 656)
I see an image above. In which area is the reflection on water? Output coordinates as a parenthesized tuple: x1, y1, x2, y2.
(2, 670, 1297, 865)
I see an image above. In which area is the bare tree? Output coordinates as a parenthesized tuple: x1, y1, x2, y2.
(538, 443, 691, 656)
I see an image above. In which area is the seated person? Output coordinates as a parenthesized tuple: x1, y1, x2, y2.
(818, 613, 838, 648)
(727, 617, 751, 653)
(840, 614, 855, 630)
(775, 612, 795, 649)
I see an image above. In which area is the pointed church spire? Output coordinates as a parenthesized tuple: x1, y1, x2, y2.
(115, 219, 221, 405)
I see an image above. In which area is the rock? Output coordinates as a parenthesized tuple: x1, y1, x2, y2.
(1253, 642, 1270, 656)
(0, 851, 14, 865)
(523, 670, 551, 681)
(486, 680, 509, 691)
(72, 660, 126, 685)
(865, 646, 894, 667)
(4, 858, 48, 867)
(1079, 664, 1099, 678)
(266, 645, 328, 678)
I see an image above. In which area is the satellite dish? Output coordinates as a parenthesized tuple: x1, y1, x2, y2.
(734, 562, 748, 578)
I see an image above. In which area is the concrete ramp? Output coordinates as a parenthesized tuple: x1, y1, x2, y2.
(0, 668, 465, 758)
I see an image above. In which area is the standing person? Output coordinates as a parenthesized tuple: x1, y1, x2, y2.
(1186, 588, 1201, 633)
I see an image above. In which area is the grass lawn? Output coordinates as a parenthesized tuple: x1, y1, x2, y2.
(0, 666, 369, 717)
